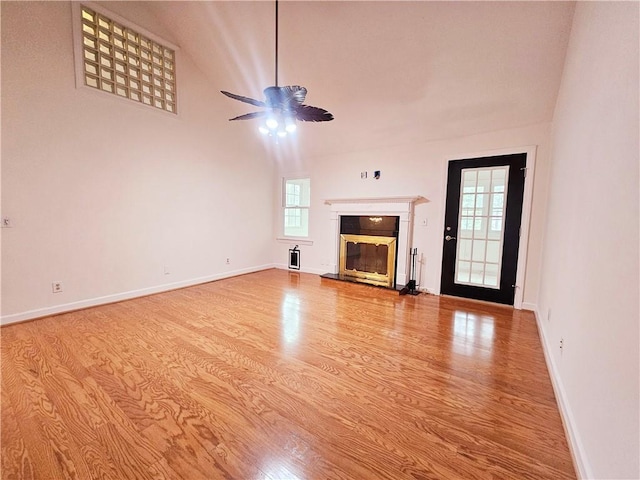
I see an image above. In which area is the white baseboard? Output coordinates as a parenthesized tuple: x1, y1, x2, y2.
(521, 301, 537, 311)
(533, 308, 592, 479)
(417, 286, 437, 295)
(0, 264, 276, 326)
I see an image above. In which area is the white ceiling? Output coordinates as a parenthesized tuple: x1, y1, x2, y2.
(142, 1, 576, 158)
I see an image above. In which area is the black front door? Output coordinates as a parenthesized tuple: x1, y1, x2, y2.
(440, 153, 526, 305)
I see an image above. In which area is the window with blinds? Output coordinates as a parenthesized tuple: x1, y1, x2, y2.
(78, 5, 177, 114)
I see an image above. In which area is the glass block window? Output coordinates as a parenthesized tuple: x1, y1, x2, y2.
(79, 5, 177, 113)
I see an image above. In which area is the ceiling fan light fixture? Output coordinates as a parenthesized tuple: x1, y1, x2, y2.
(220, 1, 333, 137)
(266, 117, 279, 129)
(285, 117, 297, 133)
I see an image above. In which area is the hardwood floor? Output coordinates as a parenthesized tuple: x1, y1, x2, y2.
(1, 269, 576, 479)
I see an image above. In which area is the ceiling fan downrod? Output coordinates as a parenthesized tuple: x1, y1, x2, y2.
(275, 0, 279, 88)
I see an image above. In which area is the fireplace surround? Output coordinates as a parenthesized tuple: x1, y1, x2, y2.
(325, 196, 421, 288)
(339, 215, 399, 287)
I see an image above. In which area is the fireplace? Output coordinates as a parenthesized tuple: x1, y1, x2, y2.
(339, 216, 399, 287)
(324, 196, 421, 289)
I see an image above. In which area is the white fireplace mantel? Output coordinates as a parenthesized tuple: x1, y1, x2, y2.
(325, 196, 423, 287)
(325, 196, 422, 207)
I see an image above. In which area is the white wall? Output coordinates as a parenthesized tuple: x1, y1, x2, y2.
(3, 1, 638, 475)
(273, 121, 552, 308)
(1, 2, 275, 323)
(537, 2, 639, 478)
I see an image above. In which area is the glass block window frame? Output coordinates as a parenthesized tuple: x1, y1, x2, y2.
(72, 3, 178, 114)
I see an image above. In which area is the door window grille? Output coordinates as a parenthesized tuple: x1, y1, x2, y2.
(455, 166, 509, 288)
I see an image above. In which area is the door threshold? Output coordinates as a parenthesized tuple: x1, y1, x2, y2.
(439, 294, 515, 310)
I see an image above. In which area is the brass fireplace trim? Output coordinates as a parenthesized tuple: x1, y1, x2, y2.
(339, 234, 397, 288)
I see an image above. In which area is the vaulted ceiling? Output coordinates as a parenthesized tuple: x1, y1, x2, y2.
(137, 1, 576, 158)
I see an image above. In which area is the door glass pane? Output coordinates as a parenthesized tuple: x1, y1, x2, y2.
(471, 239, 486, 262)
(477, 170, 491, 191)
(486, 240, 500, 263)
(457, 261, 471, 283)
(454, 166, 509, 288)
(470, 262, 485, 284)
(474, 217, 487, 238)
(460, 217, 474, 238)
(458, 239, 472, 261)
(484, 263, 499, 287)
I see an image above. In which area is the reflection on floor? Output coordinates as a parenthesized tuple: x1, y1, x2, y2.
(452, 310, 495, 358)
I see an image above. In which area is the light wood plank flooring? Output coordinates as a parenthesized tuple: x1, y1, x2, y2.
(1, 269, 575, 479)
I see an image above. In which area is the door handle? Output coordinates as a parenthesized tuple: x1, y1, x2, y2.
(445, 235, 456, 241)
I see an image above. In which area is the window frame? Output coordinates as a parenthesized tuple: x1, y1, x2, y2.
(281, 176, 311, 240)
(71, 2, 180, 116)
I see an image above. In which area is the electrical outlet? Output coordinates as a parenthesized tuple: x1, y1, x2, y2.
(360, 171, 367, 179)
(52, 282, 63, 293)
(1, 217, 12, 228)
(559, 338, 564, 350)
(547, 308, 552, 322)
(163, 265, 170, 275)
(226, 258, 230, 264)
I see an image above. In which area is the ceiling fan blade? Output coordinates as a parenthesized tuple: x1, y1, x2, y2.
(221, 91, 266, 107)
(229, 111, 268, 121)
(295, 104, 334, 122)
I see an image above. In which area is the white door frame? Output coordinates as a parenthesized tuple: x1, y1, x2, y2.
(434, 145, 537, 309)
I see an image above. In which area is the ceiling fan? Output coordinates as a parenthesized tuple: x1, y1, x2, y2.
(221, 0, 334, 138)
